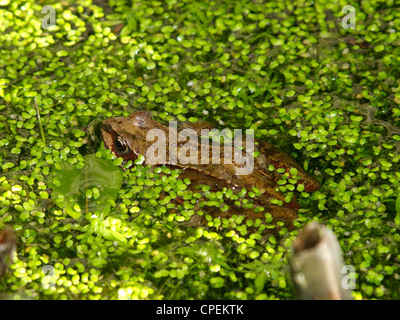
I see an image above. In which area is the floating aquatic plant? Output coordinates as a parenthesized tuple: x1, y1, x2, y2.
(49, 154, 123, 220)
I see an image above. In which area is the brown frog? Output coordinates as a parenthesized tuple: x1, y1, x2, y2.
(101, 111, 320, 229)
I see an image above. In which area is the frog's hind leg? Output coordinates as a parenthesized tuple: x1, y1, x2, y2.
(255, 140, 321, 193)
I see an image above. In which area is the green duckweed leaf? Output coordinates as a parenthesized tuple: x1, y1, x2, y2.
(395, 195, 400, 215)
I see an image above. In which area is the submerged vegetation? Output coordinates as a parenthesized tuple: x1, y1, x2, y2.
(0, 0, 400, 299)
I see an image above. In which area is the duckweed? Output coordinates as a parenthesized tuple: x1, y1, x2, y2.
(0, 0, 400, 300)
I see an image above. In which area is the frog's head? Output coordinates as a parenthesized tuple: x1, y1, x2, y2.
(101, 111, 154, 165)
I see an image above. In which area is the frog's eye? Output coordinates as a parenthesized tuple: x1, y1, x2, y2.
(115, 136, 130, 155)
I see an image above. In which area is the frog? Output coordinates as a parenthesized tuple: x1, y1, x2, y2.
(101, 110, 320, 230)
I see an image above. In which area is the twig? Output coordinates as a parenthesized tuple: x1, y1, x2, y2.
(289, 222, 354, 300)
(34, 97, 46, 144)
